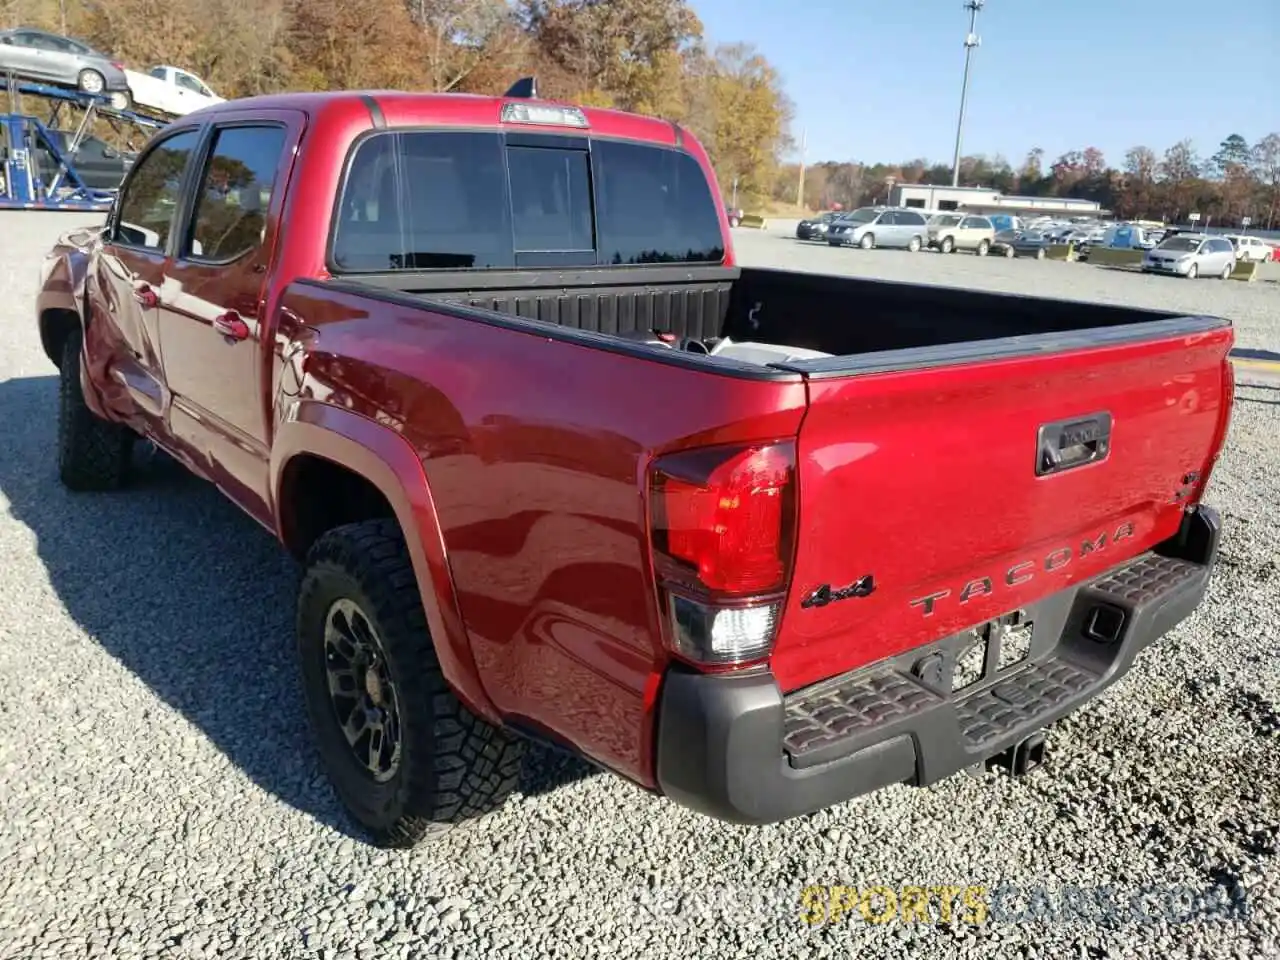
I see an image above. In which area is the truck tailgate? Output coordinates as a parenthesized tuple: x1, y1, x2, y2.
(774, 322, 1233, 693)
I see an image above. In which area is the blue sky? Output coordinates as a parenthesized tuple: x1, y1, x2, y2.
(691, 0, 1278, 169)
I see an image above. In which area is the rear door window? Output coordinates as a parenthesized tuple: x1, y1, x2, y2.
(330, 130, 725, 272)
(184, 124, 288, 262)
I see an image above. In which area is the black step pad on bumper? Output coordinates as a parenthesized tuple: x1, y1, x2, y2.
(655, 506, 1220, 824)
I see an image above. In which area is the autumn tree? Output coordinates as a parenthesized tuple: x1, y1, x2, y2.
(1116, 146, 1158, 218)
(684, 42, 788, 206)
(1210, 133, 1253, 222)
(1252, 133, 1280, 228)
(406, 0, 527, 93)
(1159, 139, 1201, 220)
(523, 0, 702, 108)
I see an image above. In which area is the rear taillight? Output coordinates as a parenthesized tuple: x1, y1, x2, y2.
(649, 440, 796, 667)
(110, 61, 124, 70)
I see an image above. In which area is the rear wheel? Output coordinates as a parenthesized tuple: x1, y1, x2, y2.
(77, 69, 106, 95)
(859, 233, 875, 250)
(940, 236, 955, 254)
(907, 235, 921, 253)
(976, 239, 990, 257)
(109, 90, 131, 111)
(57, 329, 133, 491)
(297, 518, 525, 848)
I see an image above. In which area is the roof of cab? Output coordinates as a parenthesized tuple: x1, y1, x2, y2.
(190, 89, 687, 149)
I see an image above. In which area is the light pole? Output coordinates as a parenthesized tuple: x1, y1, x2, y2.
(950, 0, 984, 188)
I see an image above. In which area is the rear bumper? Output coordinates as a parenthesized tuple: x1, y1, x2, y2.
(655, 505, 1221, 825)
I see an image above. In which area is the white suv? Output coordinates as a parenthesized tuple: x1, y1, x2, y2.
(927, 213, 995, 255)
(1224, 234, 1272, 263)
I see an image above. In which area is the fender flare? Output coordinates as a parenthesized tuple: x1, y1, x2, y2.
(270, 400, 499, 723)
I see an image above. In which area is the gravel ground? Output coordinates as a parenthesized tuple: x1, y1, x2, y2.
(0, 211, 1277, 960)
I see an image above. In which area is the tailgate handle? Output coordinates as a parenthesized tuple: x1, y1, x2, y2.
(1036, 412, 1112, 476)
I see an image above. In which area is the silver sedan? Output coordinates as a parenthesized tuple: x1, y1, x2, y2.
(1141, 234, 1236, 280)
(0, 27, 131, 109)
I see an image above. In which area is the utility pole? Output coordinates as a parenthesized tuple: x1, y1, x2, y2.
(796, 128, 807, 208)
(950, 0, 984, 188)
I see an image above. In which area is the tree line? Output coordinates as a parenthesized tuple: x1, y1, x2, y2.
(782, 134, 1280, 229)
(6, 0, 793, 205)
(8, 0, 1275, 226)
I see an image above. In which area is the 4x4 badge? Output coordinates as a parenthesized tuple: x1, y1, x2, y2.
(801, 574, 876, 609)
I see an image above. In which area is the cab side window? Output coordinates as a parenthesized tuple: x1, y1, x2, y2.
(185, 125, 287, 262)
(112, 129, 201, 251)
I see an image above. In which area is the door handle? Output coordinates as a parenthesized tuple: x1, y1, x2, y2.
(134, 285, 159, 308)
(212, 311, 250, 341)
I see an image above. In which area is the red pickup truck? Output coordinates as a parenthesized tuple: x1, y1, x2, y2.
(36, 81, 1234, 848)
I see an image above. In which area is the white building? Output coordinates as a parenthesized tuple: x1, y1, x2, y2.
(888, 184, 1105, 217)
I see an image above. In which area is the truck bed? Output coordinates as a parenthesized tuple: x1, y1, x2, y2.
(294, 262, 1230, 780)
(338, 264, 1202, 374)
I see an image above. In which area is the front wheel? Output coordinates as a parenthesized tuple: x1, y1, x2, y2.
(1220, 262, 1233, 280)
(297, 518, 526, 848)
(907, 235, 921, 253)
(1186, 263, 1199, 279)
(859, 233, 875, 250)
(109, 90, 131, 111)
(940, 236, 955, 254)
(1003, 245, 1015, 259)
(57, 329, 133, 491)
(1035, 247, 1047, 261)
(976, 239, 990, 257)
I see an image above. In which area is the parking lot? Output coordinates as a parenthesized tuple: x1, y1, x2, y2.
(1, 211, 1277, 959)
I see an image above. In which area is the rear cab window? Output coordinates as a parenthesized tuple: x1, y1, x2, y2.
(329, 130, 725, 273)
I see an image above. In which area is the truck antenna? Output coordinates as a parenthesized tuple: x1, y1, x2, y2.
(503, 76, 538, 99)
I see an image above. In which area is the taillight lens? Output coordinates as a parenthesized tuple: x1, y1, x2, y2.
(649, 441, 797, 666)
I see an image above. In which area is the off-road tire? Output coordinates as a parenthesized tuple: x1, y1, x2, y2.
(57, 330, 133, 491)
(297, 518, 525, 848)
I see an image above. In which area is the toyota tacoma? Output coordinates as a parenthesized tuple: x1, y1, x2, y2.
(35, 80, 1234, 847)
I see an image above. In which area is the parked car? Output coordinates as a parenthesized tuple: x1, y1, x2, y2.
(36, 84, 1233, 848)
(990, 229, 1054, 259)
(34, 128, 135, 190)
(1222, 234, 1273, 263)
(827, 206, 929, 250)
(795, 211, 843, 241)
(0, 27, 130, 109)
(1101, 223, 1163, 250)
(927, 213, 995, 255)
(124, 65, 223, 118)
(1142, 234, 1236, 279)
